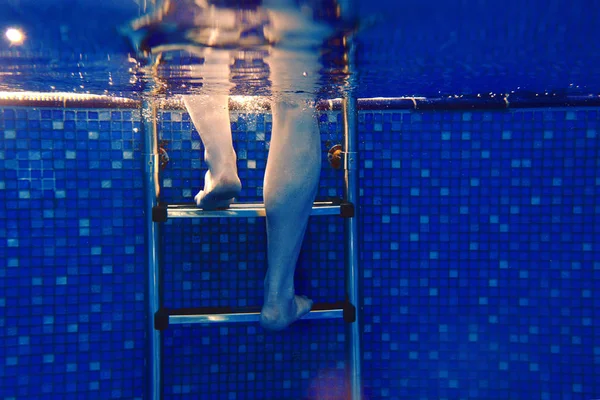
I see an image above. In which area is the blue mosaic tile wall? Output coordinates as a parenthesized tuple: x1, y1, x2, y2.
(1, 104, 599, 399)
(360, 108, 600, 399)
(0, 107, 146, 399)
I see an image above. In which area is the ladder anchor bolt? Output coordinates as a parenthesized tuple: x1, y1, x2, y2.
(158, 140, 170, 170)
(328, 144, 344, 169)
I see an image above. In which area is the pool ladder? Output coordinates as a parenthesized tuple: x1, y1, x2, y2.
(142, 98, 362, 399)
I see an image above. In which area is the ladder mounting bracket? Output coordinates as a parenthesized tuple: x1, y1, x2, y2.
(343, 299, 357, 323)
(340, 201, 355, 218)
(152, 203, 168, 223)
(154, 307, 170, 331)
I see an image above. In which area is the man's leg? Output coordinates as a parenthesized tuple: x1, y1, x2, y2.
(181, 50, 241, 210)
(182, 94, 242, 209)
(259, 99, 321, 330)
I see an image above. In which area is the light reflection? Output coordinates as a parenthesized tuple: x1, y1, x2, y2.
(228, 95, 270, 111)
(5, 28, 25, 45)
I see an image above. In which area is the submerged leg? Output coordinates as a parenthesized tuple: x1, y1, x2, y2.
(259, 100, 321, 331)
(182, 94, 242, 209)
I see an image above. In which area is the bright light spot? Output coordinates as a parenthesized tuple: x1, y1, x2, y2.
(5, 28, 25, 45)
(229, 95, 255, 106)
(228, 95, 269, 112)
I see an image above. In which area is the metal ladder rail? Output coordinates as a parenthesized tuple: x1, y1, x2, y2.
(142, 101, 362, 400)
(338, 0, 362, 394)
(142, 98, 162, 400)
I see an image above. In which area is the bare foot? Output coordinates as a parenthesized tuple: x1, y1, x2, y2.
(195, 169, 241, 210)
(260, 294, 313, 331)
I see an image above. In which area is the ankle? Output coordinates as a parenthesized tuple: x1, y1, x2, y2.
(205, 150, 237, 170)
(264, 284, 294, 302)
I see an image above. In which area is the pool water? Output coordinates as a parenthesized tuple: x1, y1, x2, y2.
(1, 0, 599, 98)
(0, 1, 599, 400)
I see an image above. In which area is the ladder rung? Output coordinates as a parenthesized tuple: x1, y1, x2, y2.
(155, 301, 354, 330)
(170, 308, 343, 325)
(153, 200, 354, 221)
